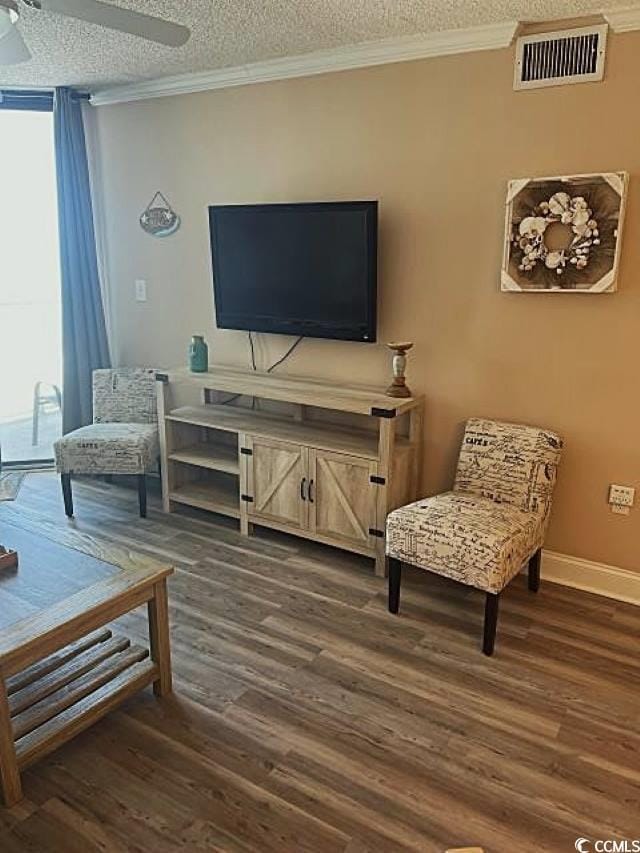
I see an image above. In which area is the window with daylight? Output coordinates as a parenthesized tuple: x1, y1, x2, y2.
(0, 106, 62, 466)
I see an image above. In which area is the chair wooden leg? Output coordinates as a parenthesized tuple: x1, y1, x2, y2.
(483, 592, 500, 656)
(61, 474, 73, 518)
(388, 557, 402, 614)
(138, 474, 147, 518)
(528, 548, 541, 592)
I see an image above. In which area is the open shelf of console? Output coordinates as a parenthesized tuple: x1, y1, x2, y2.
(164, 404, 402, 460)
(168, 441, 240, 475)
(156, 365, 424, 575)
(169, 476, 240, 518)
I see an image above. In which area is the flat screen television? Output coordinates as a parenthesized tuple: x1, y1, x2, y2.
(208, 201, 378, 342)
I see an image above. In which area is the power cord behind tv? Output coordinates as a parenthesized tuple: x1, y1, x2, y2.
(217, 332, 304, 406)
(267, 335, 303, 373)
(249, 331, 257, 371)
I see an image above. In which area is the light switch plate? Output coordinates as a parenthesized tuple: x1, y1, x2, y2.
(611, 504, 630, 516)
(609, 484, 635, 507)
(135, 279, 147, 302)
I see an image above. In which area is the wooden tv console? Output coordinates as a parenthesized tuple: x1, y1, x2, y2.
(156, 366, 423, 575)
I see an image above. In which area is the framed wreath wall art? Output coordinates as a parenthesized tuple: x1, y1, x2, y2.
(501, 172, 628, 293)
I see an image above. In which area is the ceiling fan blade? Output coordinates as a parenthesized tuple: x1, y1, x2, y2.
(38, 0, 190, 47)
(0, 24, 31, 64)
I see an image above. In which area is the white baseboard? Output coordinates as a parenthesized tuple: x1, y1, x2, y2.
(541, 549, 640, 606)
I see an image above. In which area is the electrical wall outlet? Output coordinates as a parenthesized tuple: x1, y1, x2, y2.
(135, 279, 147, 302)
(611, 504, 630, 516)
(608, 484, 635, 509)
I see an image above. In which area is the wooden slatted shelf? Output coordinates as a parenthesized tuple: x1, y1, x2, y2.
(7, 629, 157, 770)
(9, 635, 131, 716)
(16, 661, 157, 769)
(13, 645, 149, 739)
(6, 628, 113, 695)
(168, 443, 240, 475)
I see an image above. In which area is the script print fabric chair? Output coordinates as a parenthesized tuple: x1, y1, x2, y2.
(54, 368, 159, 518)
(385, 418, 563, 655)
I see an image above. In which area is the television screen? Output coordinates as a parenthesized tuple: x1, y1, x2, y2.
(208, 201, 377, 342)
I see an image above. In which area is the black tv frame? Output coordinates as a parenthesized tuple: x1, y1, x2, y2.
(208, 200, 378, 343)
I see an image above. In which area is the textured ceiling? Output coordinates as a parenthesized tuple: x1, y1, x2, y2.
(0, 0, 636, 91)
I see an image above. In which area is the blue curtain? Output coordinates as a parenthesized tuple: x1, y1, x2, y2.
(0, 89, 53, 112)
(54, 87, 111, 434)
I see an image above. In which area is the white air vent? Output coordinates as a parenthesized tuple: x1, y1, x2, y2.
(514, 24, 607, 90)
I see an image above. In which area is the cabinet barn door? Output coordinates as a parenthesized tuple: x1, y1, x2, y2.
(246, 437, 308, 530)
(308, 450, 377, 549)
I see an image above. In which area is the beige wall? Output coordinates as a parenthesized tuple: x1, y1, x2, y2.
(91, 31, 640, 572)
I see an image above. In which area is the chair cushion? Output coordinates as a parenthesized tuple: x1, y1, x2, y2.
(54, 423, 159, 475)
(385, 491, 544, 593)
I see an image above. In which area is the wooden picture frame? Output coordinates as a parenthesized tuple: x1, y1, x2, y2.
(501, 172, 628, 293)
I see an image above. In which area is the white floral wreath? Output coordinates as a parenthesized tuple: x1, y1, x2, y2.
(513, 191, 600, 276)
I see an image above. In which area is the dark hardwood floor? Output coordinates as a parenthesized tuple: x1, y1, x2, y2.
(0, 473, 639, 852)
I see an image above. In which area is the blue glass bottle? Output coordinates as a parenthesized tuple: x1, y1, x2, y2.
(189, 335, 208, 373)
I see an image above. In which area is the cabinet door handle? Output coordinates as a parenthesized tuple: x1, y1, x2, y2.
(308, 479, 314, 503)
(300, 477, 307, 500)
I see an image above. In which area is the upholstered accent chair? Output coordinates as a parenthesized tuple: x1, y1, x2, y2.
(385, 418, 563, 655)
(54, 369, 159, 518)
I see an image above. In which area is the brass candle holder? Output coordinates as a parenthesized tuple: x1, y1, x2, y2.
(385, 342, 413, 398)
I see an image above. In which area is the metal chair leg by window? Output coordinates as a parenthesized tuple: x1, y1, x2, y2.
(32, 381, 62, 447)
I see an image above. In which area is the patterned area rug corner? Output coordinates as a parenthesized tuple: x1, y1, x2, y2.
(0, 472, 26, 501)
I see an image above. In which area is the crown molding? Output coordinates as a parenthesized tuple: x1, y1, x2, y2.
(603, 5, 640, 31)
(90, 20, 519, 106)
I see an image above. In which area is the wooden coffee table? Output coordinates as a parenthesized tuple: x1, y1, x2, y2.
(0, 514, 174, 807)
